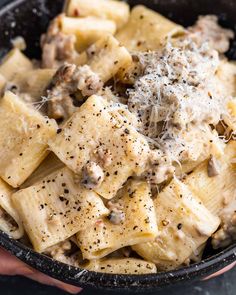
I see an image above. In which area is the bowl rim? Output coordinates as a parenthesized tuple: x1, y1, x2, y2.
(1, 0, 236, 291)
(1, 231, 236, 291)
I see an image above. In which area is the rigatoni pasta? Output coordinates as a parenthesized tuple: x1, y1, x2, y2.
(49, 95, 150, 199)
(216, 60, 236, 97)
(84, 258, 157, 274)
(0, 48, 33, 80)
(0, 91, 57, 187)
(20, 153, 65, 189)
(77, 180, 158, 259)
(132, 179, 220, 270)
(12, 167, 109, 252)
(60, 15, 117, 52)
(0, 0, 236, 275)
(184, 141, 236, 215)
(75, 34, 132, 83)
(116, 5, 184, 52)
(11, 69, 56, 102)
(0, 178, 24, 239)
(65, 0, 130, 29)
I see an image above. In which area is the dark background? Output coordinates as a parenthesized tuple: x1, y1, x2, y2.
(0, 0, 236, 294)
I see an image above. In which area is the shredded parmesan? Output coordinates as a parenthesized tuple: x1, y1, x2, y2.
(128, 38, 229, 165)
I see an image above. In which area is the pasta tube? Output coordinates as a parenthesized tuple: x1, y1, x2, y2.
(185, 141, 236, 215)
(175, 126, 225, 177)
(49, 95, 150, 199)
(116, 5, 184, 52)
(216, 60, 236, 97)
(65, 0, 130, 29)
(0, 178, 24, 239)
(0, 48, 33, 80)
(84, 258, 157, 275)
(12, 167, 109, 252)
(132, 178, 220, 270)
(21, 153, 64, 189)
(77, 180, 158, 259)
(75, 34, 132, 83)
(60, 16, 116, 52)
(0, 91, 57, 187)
(12, 69, 56, 101)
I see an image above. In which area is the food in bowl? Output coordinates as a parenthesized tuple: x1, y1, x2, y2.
(0, 0, 236, 275)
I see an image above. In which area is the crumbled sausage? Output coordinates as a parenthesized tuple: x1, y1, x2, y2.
(75, 65, 103, 97)
(46, 63, 103, 120)
(144, 150, 175, 185)
(107, 200, 123, 211)
(47, 63, 77, 120)
(106, 200, 125, 225)
(107, 210, 125, 225)
(44, 240, 80, 266)
(81, 161, 104, 189)
(41, 14, 78, 69)
(188, 15, 234, 53)
(94, 147, 113, 168)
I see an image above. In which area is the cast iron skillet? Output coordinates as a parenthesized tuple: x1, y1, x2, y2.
(0, 0, 236, 292)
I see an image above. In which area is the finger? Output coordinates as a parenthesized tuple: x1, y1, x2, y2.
(25, 272, 82, 294)
(204, 262, 236, 280)
(0, 248, 81, 294)
(0, 248, 34, 276)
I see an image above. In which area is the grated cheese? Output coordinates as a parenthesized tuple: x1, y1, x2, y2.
(128, 38, 229, 164)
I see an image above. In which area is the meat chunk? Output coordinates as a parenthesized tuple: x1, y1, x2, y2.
(75, 65, 103, 97)
(44, 239, 80, 266)
(41, 14, 78, 69)
(188, 15, 234, 53)
(81, 161, 104, 189)
(47, 63, 77, 120)
(47, 63, 103, 120)
(94, 146, 113, 168)
(48, 94, 76, 121)
(144, 150, 175, 186)
(107, 200, 125, 225)
(107, 210, 125, 225)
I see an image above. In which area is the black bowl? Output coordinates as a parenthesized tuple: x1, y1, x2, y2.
(0, 0, 236, 292)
